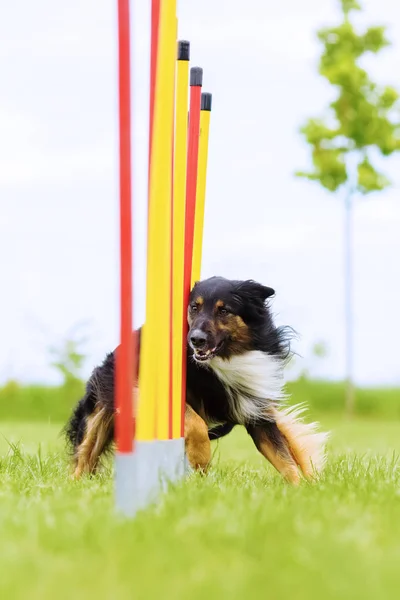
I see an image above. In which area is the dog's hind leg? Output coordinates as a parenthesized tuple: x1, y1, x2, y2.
(272, 405, 329, 480)
(72, 405, 113, 479)
(246, 420, 301, 485)
(65, 350, 117, 479)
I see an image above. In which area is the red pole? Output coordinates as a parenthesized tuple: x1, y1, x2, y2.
(115, 0, 134, 454)
(181, 67, 202, 436)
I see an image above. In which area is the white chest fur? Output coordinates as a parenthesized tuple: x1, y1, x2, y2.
(208, 350, 286, 424)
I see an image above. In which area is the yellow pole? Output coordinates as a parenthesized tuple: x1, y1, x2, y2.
(191, 92, 212, 286)
(137, 0, 177, 441)
(171, 40, 190, 439)
(154, 0, 176, 441)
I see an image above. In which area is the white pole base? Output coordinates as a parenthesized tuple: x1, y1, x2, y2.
(115, 438, 186, 517)
(115, 452, 137, 517)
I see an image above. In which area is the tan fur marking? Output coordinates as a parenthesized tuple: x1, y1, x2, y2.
(273, 404, 329, 480)
(188, 297, 204, 327)
(231, 315, 251, 343)
(184, 404, 211, 472)
(216, 314, 251, 350)
(257, 431, 301, 485)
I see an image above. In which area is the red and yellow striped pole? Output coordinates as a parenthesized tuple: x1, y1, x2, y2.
(191, 92, 212, 286)
(136, 0, 163, 443)
(181, 66, 202, 435)
(154, 0, 177, 442)
(137, 0, 177, 441)
(115, 0, 213, 515)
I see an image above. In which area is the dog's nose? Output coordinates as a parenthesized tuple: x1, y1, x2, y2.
(190, 329, 207, 349)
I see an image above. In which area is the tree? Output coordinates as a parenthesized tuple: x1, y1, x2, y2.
(48, 323, 90, 403)
(49, 337, 86, 388)
(296, 0, 400, 415)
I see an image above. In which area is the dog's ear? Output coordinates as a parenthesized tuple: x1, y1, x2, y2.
(234, 280, 275, 303)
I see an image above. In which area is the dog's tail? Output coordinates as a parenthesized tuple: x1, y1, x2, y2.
(273, 403, 329, 479)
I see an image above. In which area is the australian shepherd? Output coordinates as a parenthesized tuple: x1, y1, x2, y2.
(66, 276, 328, 484)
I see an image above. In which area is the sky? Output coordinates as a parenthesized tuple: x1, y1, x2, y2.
(0, 0, 399, 386)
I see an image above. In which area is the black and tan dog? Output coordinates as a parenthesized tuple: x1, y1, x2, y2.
(66, 276, 328, 484)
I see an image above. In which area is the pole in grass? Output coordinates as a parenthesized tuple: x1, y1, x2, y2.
(115, 0, 136, 517)
(181, 66, 203, 438)
(153, 0, 182, 474)
(191, 91, 212, 286)
(137, 0, 161, 454)
(172, 40, 190, 445)
(135, 0, 183, 512)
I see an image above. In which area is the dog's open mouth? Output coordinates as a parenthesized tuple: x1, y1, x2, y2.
(193, 341, 224, 362)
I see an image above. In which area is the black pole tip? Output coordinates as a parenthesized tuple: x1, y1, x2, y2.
(177, 40, 190, 61)
(190, 67, 203, 87)
(201, 92, 212, 111)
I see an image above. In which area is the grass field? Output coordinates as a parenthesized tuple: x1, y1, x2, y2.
(1, 416, 400, 599)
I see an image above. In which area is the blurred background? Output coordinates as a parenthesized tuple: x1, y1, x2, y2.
(0, 0, 399, 423)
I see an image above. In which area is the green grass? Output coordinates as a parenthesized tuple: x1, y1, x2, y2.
(1, 417, 400, 599)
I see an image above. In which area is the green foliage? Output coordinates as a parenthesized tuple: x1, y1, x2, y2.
(0, 378, 399, 423)
(357, 156, 390, 192)
(312, 340, 329, 358)
(49, 336, 87, 387)
(0, 381, 84, 423)
(44, 331, 88, 418)
(296, 0, 400, 194)
(286, 379, 400, 419)
(341, 0, 361, 14)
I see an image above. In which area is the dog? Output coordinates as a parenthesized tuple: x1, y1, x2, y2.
(65, 276, 328, 484)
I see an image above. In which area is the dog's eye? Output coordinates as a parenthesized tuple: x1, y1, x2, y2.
(218, 307, 228, 315)
(191, 304, 198, 312)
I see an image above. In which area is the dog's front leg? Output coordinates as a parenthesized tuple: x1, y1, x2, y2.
(184, 404, 211, 472)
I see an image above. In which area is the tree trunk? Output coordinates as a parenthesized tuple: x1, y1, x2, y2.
(344, 191, 355, 416)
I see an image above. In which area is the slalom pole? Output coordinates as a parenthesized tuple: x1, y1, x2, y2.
(137, 0, 161, 445)
(181, 66, 202, 436)
(172, 40, 190, 440)
(191, 92, 212, 285)
(115, 0, 136, 516)
(136, 0, 181, 510)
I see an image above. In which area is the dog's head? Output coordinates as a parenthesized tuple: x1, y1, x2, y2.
(187, 276, 275, 363)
